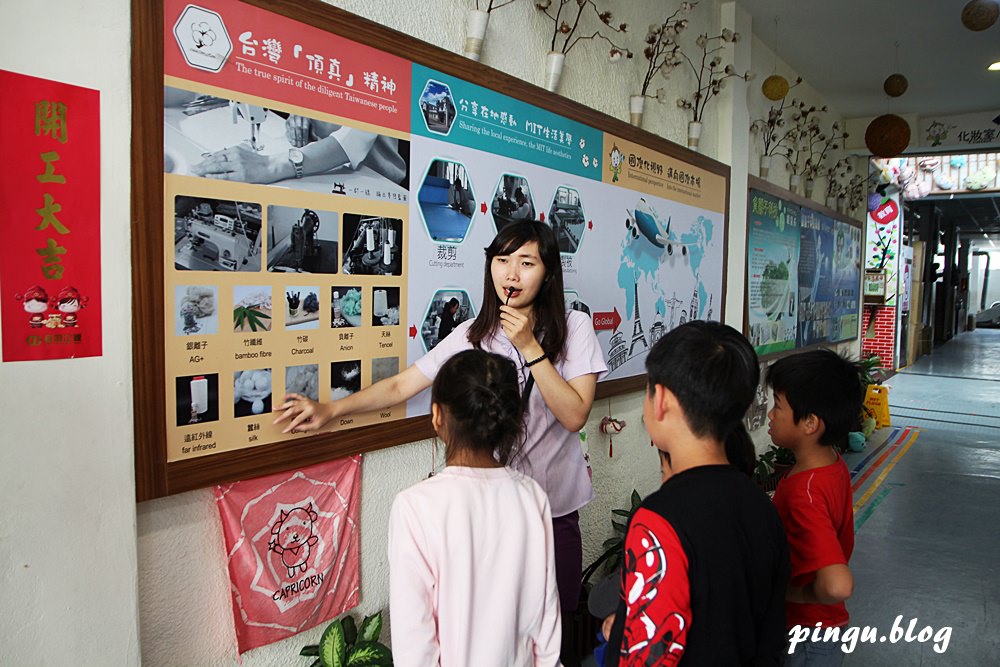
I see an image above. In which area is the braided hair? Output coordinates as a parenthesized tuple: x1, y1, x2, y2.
(432, 349, 525, 465)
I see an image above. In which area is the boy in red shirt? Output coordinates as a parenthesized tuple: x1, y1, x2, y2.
(767, 349, 864, 666)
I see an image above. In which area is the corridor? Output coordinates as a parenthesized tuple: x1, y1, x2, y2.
(842, 328, 1000, 664)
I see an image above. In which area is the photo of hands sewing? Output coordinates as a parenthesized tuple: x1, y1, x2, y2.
(164, 86, 410, 202)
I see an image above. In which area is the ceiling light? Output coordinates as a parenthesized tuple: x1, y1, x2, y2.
(990, 61, 1000, 71)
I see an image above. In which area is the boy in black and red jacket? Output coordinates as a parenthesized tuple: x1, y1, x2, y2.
(606, 321, 789, 666)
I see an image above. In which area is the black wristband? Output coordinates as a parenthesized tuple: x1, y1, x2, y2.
(525, 353, 548, 368)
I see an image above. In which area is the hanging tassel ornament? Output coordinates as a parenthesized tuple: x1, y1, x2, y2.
(599, 414, 626, 457)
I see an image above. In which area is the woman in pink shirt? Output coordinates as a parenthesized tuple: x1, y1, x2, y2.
(276, 221, 608, 662)
(389, 349, 561, 666)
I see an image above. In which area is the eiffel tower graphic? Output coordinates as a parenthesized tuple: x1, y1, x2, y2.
(629, 280, 648, 356)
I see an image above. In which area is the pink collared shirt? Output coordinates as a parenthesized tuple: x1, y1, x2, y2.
(389, 466, 562, 667)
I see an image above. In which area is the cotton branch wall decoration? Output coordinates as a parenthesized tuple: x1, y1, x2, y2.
(535, 0, 632, 59)
(674, 28, 750, 123)
(749, 77, 802, 158)
(637, 1, 698, 102)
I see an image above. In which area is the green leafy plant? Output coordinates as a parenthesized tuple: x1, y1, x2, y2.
(755, 444, 795, 480)
(581, 489, 641, 588)
(233, 305, 271, 332)
(299, 611, 392, 667)
(858, 352, 883, 386)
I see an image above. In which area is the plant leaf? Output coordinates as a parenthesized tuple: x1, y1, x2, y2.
(358, 612, 383, 644)
(611, 509, 632, 517)
(308, 660, 321, 667)
(630, 489, 642, 509)
(341, 615, 358, 647)
(612, 520, 628, 533)
(345, 641, 393, 667)
(602, 536, 622, 550)
(319, 620, 347, 667)
(300, 644, 320, 656)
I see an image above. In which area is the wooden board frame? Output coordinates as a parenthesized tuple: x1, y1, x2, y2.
(743, 175, 864, 361)
(132, 0, 731, 500)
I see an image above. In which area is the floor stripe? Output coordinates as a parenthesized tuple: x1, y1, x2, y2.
(889, 405, 1000, 419)
(890, 414, 1000, 429)
(851, 428, 911, 491)
(853, 430, 920, 513)
(897, 371, 1000, 383)
(850, 427, 902, 479)
(854, 485, 894, 533)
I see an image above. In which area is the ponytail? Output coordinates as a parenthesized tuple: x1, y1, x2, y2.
(725, 423, 755, 477)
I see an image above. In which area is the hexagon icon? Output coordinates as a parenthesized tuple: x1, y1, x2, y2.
(173, 5, 233, 73)
(419, 80, 457, 136)
(548, 185, 587, 254)
(490, 174, 536, 233)
(421, 290, 475, 352)
(418, 159, 475, 243)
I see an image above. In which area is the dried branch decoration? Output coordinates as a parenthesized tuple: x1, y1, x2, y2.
(535, 0, 633, 60)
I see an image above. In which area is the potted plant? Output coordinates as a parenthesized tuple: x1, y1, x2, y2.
(749, 77, 802, 178)
(299, 610, 392, 667)
(673, 26, 751, 150)
(631, 1, 698, 126)
(581, 489, 642, 589)
(568, 488, 642, 658)
(754, 444, 795, 494)
(534, 0, 632, 93)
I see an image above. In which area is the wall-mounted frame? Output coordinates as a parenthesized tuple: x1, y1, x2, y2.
(744, 175, 863, 359)
(863, 269, 887, 304)
(132, 0, 731, 500)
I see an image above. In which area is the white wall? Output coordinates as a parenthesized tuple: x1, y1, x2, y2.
(0, 1, 139, 665)
(0, 0, 858, 665)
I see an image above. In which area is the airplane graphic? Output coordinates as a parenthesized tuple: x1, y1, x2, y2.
(625, 198, 688, 256)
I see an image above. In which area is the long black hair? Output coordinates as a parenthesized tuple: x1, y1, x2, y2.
(468, 221, 568, 363)
(432, 349, 525, 465)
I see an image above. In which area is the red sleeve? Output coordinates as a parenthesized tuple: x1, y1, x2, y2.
(619, 508, 690, 667)
(780, 472, 848, 578)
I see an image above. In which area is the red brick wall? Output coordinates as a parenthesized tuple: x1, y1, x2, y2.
(862, 306, 896, 366)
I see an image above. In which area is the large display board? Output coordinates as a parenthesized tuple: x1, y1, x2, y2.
(133, 0, 730, 500)
(745, 177, 861, 359)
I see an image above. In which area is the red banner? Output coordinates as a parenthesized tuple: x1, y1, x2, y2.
(215, 456, 362, 654)
(164, 0, 410, 132)
(0, 69, 102, 362)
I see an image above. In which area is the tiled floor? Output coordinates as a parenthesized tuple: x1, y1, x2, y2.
(841, 328, 1000, 664)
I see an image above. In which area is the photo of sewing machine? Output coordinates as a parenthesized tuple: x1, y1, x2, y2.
(174, 196, 262, 272)
(266, 206, 339, 274)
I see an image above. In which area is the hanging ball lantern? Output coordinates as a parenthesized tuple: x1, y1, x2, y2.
(883, 73, 908, 97)
(961, 0, 999, 31)
(865, 114, 911, 158)
(761, 74, 790, 101)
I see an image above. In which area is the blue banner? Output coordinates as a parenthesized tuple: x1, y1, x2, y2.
(411, 64, 603, 180)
